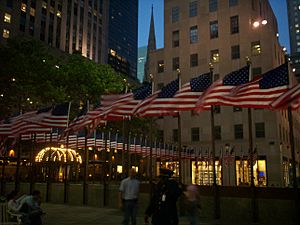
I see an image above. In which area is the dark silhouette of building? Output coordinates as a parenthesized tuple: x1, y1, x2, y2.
(287, 0, 300, 79)
(107, 0, 138, 79)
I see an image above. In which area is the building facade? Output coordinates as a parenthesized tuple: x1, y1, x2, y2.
(147, 0, 300, 187)
(107, 0, 138, 79)
(137, 46, 147, 82)
(287, 0, 300, 79)
(0, 0, 109, 64)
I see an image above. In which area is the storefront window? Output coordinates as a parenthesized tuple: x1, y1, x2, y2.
(157, 161, 179, 177)
(192, 160, 221, 185)
(236, 159, 267, 186)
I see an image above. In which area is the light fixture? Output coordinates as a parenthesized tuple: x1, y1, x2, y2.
(253, 21, 260, 28)
(276, 33, 279, 37)
(293, 68, 296, 73)
(261, 19, 268, 25)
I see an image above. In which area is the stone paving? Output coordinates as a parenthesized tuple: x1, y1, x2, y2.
(41, 203, 263, 225)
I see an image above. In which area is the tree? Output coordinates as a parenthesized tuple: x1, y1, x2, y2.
(0, 38, 124, 118)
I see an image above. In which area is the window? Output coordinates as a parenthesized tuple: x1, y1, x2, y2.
(230, 16, 239, 34)
(21, 3, 27, 12)
(172, 6, 179, 23)
(214, 105, 221, 114)
(190, 26, 198, 44)
(189, 1, 197, 17)
(252, 67, 262, 78)
(173, 129, 178, 142)
(229, 0, 238, 7)
(233, 106, 242, 112)
(190, 54, 198, 67)
(157, 83, 164, 90)
(210, 21, 218, 38)
(172, 30, 179, 47)
(30, 7, 35, 16)
(6, 0, 13, 8)
(214, 126, 221, 140)
(251, 41, 261, 56)
(3, 29, 10, 39)
(231, 45, 240, 59)
(211, 49, 219, 63)
(157, 130, 164, 142)
(191, 128, 200, 142)
(157, 60, 164, 73)
(234, 124, 243, 139)
(4, 13, 11, 23)
(209, 0, 218, 12)
(173, 57, 180, 71)
(255, 123, 265, 138)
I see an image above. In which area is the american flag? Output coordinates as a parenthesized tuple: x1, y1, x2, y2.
(64, 102, 89, 134)
(216, 63, 289, 108)
(0, 111, 52, 137)
(24, 102, 70, 128)
(270, 83, 300, 110)
(169, 73, 211, 111)
(101, 82, 152, 117)
(134, 79, 180, 117)
(195, 66, 250, 110)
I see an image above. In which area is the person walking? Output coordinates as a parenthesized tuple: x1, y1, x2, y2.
(184, 184, 200, 225)
(144, 168, 183, 225)
(119, 168, 140, 225)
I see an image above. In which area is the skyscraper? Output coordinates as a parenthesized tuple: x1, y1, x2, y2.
(107, 0, 138, 79)
(287, 0, 300, 79)
(0, 0, 109, 64)
(137, 46, 147, 82)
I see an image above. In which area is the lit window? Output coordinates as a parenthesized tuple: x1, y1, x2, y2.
(251, 41, 261, 56)
(42, 2, 47, 9)
(157, 60, 164, 73)
(297, 29, 300, 33)
(296, 24, 299, 28)
(3, 29, 10, 38)
(21, 3, 27, 12)
(211, 49, 219, 63)
(4, 13, 11, 23)
(30, 7, 35, 16)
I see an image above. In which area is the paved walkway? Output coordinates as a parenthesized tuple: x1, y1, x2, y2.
(41, 203, 262, 225)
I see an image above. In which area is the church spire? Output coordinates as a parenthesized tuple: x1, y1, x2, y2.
(147, 5, 157, 51)
(144, 5, 157, 82)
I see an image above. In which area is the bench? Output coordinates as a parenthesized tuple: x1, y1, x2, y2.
(0, 202, 21, 225)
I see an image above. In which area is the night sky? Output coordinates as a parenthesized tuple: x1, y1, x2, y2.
(138, 0, 290, 52)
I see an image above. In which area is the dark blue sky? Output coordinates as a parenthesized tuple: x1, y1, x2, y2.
(138, 0, 290, 52)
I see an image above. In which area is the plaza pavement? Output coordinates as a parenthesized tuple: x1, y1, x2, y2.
(41, 203, 263, 225)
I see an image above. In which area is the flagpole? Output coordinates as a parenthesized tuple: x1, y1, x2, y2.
(208, 63, 220, 219)
(288, 105, 297, 188)
(122, 79, 129, 176)
(246, 57, 258, 222)
(176, 68, 182, 184)
(1, 138, 8, 195)
(149, 74, 154, 195)
(14, 135, 21, 192)
(29, 133, 36, 194)
(83, 100, 90, 205)
(64, 101, 71, 203)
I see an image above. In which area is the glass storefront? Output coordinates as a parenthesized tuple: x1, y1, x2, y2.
(236, 159, 267, 186)
(191, 161, 222, 185)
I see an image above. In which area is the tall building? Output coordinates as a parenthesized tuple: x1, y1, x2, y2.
(0, 0, 109, 64)
(107, 0, 138, 79)
(287, 0, 300, 79)
(147, 0, 300, 186)
(137, 46, 147, 82)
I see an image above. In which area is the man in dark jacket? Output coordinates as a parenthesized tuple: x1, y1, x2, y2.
(144, 168, 182, 225)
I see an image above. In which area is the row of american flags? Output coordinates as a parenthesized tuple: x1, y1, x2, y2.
(0, 63, 300, 155)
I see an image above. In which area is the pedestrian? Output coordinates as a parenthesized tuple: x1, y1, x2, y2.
(184, 184, 200, 225)
(119, 168, 140, 225)
(144, 168, 183, 225)
(18, 190, 44, 225)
